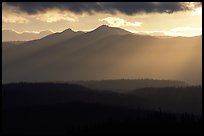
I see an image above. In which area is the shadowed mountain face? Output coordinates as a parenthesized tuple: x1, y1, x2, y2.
(2, 25, 202, 85)
(2, 30, 53, 42)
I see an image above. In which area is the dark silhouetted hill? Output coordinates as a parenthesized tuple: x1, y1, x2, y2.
(129, 86, 202, 114)
(2, 83, 202, 135)
(2, 82, 144, 109)
(73, 79, 188, 92)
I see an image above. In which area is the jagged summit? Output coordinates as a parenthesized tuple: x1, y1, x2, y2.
(96, 24, 110, 29)
(61, 28, 75, 33)
(89, 24, 131, 35)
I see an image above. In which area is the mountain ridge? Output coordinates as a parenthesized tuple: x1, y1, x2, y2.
(3, 26, 202, 42)
(2, 29, 53, 42)
(2, 25, 202, 85)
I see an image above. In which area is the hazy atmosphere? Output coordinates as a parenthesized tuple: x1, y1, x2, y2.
(2, 2, 202, 135)
(2, 2, 202, 85)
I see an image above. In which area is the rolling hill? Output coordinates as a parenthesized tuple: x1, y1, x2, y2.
(2, 83, 202, 134)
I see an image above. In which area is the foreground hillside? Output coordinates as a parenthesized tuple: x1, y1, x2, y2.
(2, 83, 202, 135)
(3, 101, 202, 135)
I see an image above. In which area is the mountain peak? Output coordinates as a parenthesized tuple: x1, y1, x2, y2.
(62, 28, 75, 33)
(97, 25, 110, 29)
(92, 25, 131, 35)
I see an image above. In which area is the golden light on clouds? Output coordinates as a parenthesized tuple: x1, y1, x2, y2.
(34, 9, 77, 23)
(165, 27, 202, 37)
(191, 7, 202, 16)
(2, 14, 29, 24)
(2, 2, 202, 37)
(99, 17, 142, 27)
(2, 3, 29, 24)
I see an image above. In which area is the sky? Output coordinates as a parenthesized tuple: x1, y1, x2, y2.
(2, 2, 202, 37)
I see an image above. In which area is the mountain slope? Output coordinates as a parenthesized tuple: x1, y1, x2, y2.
(2, 26, 202, 85)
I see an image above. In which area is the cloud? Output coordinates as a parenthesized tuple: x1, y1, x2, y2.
(183, 2, 202, 9)
(34, 9, 77, 23)
(2, 15, 29, 24)
(128, 28, 202, 37)
(170, 27, 201, 32)
(164, 26, 202, 37)
(137, 27, 202, 37)
(164, 31, 201, 37)
(2, 29, 53, 34)
(190, 7, 202, 16)
(137, 31, 166, 36)
(2, 3, 29, 23)
(5, 2, 200, 15)
(99, 17, 142, 27)
(2, 3, 77, 23)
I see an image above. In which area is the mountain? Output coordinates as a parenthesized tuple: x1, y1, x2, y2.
(73, 79, 188, 92)
(2, 29, 53, 42)
(2, 83, 201, 114)
(2, 41, 26, 47)
(14, 28, 84, 48)
(88, 25, 130, 36)
(39, 28, 84, 43)
(2, 83, 202, 134)
(2, 26, 202, 85)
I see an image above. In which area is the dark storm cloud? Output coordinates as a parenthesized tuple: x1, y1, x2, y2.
(5, 2, 198, 15)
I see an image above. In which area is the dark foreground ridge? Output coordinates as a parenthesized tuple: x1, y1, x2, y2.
(2, 83, 202, 135)
(73, 79, 188, 92)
